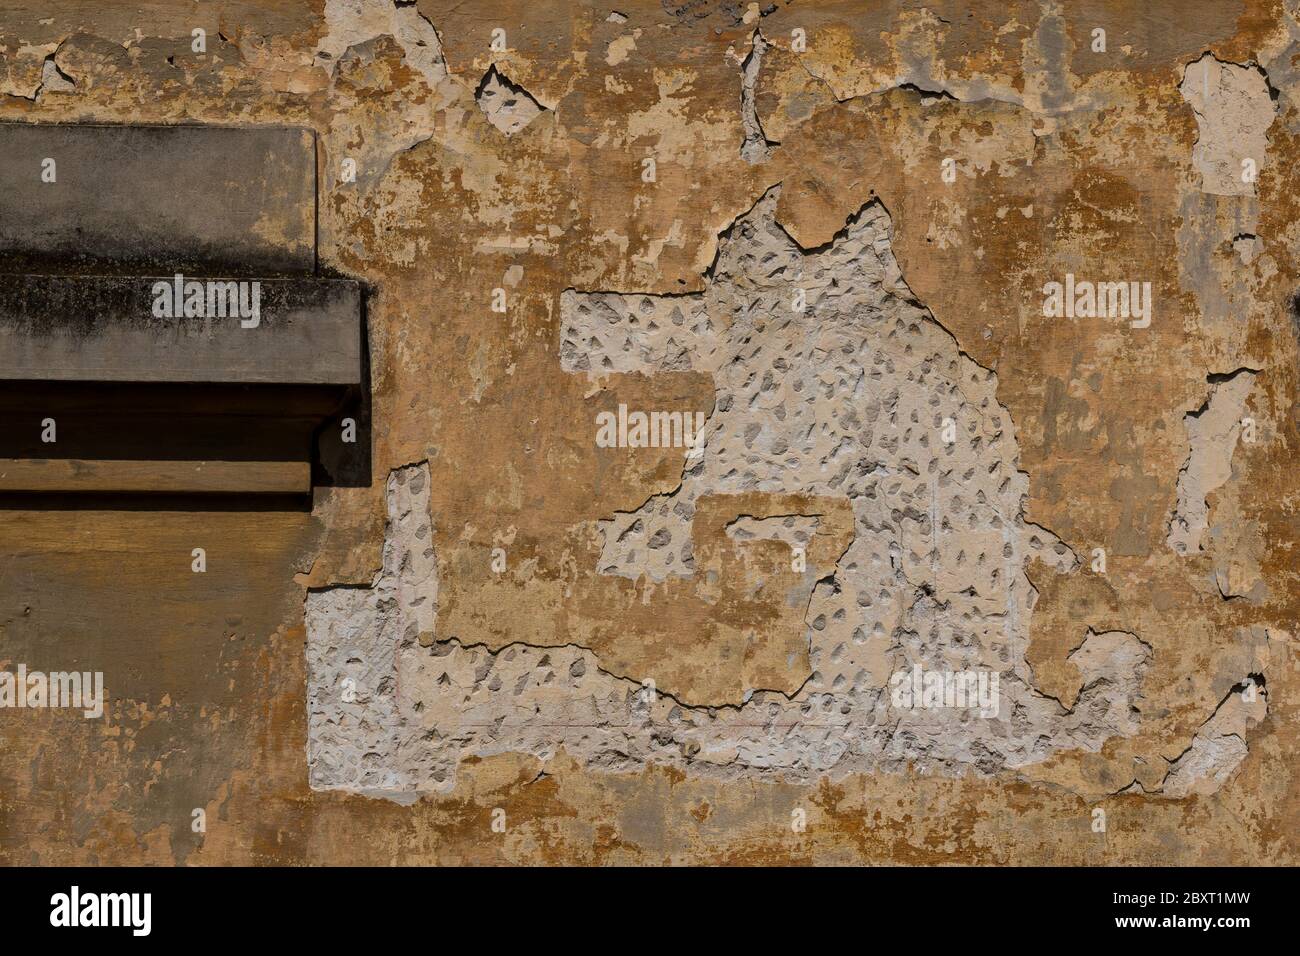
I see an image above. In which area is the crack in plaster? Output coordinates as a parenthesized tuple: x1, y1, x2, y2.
(739, 29, 775, 164)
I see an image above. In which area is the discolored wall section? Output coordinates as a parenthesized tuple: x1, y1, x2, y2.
(0, 0, 1297, 864)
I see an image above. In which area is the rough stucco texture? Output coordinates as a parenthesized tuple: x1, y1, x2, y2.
(1, 0, 1298, 865)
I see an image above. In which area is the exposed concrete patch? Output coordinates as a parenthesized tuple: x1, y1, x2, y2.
(308, 1, 461, 201)
(605, 25, 638, 66)
(1179, 53, 1277, 197)
(306, 454, 1153, 798)
(1, 45, 72, 100)
(1162, 677, 1267, 798)
(562, 187, 1076, 620)
(1167, 369, 1257, 555)
(738, 30, 775, 163)
(317, 0, 448, 91)
(306, 192, 1159, 798)
(475, 64, 546, 136)
(1209, 496, 1269, 603)
(0, 40, 58, 99)
(306, 462, 438, 802)
(1233, 233, 1261, 265)
(38, 55, 74, 94)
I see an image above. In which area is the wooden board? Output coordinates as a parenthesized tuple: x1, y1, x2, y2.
(0, 458, 310, 494)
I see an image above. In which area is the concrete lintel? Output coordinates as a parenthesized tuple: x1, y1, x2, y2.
(0, 123, 316, 275)
(0, 275, 362, 386)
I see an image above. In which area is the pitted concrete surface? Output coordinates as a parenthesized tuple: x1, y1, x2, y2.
(306, 194, 1163, 797)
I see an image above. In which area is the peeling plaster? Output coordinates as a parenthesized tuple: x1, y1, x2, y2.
(1167, 368, 1257, 555)
(476, 64, 546, 136)
(308, 193, 1163, 798)
(1163, 676, 1268, 798)
(1180, 53, 1278, 197)
(739, 30, 775, 163)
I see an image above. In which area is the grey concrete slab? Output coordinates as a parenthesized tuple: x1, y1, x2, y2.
(0, 275, 361, 385)
(0, 123, 316, 275)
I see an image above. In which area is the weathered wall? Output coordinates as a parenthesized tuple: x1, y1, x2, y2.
(1, 0, 1297, 864)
